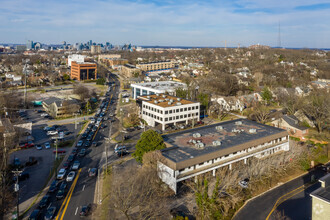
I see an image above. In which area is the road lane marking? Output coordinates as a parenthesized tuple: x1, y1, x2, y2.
(60, 168, 82, 220)
(75, 207, 78, 215)
(266, 183, 316, 220)
(82, 185, 85, 191)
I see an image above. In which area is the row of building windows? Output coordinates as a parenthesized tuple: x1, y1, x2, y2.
(143, 112, 198, 121)
(143, 104, 199, 114)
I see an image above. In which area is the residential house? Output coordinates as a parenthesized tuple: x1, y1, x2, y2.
(294, 110, 315, 128)
(211, 96, 244, 112)
(271, 115, 309, 139)
(145, 75, 161, 82)
(239, 93, 262, 108)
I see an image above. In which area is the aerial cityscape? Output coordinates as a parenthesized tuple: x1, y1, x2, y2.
(0, 1, 329, 220)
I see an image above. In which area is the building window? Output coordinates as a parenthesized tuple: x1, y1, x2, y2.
(196, 105, 199, 109)
(185, 114, 187, 118)
(165, 118, 168, 122)
(188, 114, 191, 117)
(165, 111, 168, 114)
(184, 108, 187, 111)
(176, 116, 179, 119)
(192, 106, 195, 110)
(188, 107, 191, 111)
(199, 162, 204, 166)
(180, 108, 183, 112)
(169, 110, 172, 114)
(169, 117, 172, 120)
(180, 115, 183, 119)
(176, 109, 179, 113)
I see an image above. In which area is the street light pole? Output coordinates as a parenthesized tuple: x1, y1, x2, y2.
(12, 170, 22, 220)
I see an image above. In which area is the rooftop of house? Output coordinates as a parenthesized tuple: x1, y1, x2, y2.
(161, 119, 288, 164)
(131, 81, 186, 91)
(282, 115, 309, 131)
(140, 94, 197, 108)
(310, 173, 330, 204)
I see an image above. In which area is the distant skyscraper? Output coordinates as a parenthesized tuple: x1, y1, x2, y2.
(89, 40, 92, 46)
(26, 40, 34, 50)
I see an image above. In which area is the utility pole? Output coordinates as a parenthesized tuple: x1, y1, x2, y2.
(12, 170, 23, 220)
(104, 120, 112, 175)
(23, 59, 30, 109)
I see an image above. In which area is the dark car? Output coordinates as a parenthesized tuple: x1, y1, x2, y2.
(100, 123, 106, 129)
(88, 168, 97, 177)
(79, 148, 86, 157)
(63, 161, 70, 169)
(67, 154, 75, 162)
(79, 204, 91, 216)
(38, 195, 50, 208)
(28, 209, 40, 220)
(81, 132, 88, 139)
(72, 148, 78, 155)
(56, 189, 65, 200)
(83, 141, 91, 148)
(59, 181, 67, 190)
(48, 180, 59, 193)
(44, 206, 56, 220)
(126, 127, 134, 132)
(91, 141, 97, 147)
(13, 171, 29, 182)
(25, 157, 38, 166)
(86, 135, 93, 141)
(64, 131, 72, 135)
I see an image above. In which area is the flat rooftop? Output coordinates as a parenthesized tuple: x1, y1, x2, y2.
(138, 60, 172, 65)
(140, 94, 196, 108)
(161, 119, 288, 164)
(74, 62, 96, 65)
(131, 81, 186, 91)
(311, 173, 330, 203)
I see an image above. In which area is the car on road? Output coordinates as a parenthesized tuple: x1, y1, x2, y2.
(63, 161, 70, 169)
(57, 168, 67, 179)
(44, 142, 51, 149)
(49, 180, 59, 193)
(83, 141, 91, 148)
(66, 171, 75, 182)
(64, 131, 72, 135)
(56, 189, 65, 200)
(79, 204, 91, 216)
(81, 132, 88, 139)
(72, 161, 80, 170)
(238, 178, 250, 188)
(72, 148, 78, 155)
(40, 113, 49, 117)
(59, 181, 67, 190)
(88, 168, 97, 177)
(92, 126, 97, 132)
(38, 195, 50, 208)
(25, 157, 37, 166)
(44, 206, 56, 220)
(91, 141, 97, 147)
(86, 135, 93, 141)
(90, 118, 96, 123)
(44, 126, 55, 131)
(67, 154, 75, 162)
(35, 144, 42, 150)
(77, 140, 83, 147)
(28, 209, 40, 220)
(79, 148, 86, 157)
(47, 130, 58, 136)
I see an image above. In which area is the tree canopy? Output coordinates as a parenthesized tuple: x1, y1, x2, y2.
(133, 130, 166, 163)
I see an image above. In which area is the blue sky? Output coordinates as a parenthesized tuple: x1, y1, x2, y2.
(1, 0, 330, 48)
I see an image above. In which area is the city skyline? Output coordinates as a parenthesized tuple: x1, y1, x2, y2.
(1, 0, 330, 48)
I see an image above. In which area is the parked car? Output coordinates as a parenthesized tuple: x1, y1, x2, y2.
(72, 148, 78, 155)
(90, 118, 96, 124)
(64, 131, 72, 135)
(88, 168, 97, 177)
(91, 141, 97, 147)
(238, 178, 250, 188)
(53, 149, 66, 154)
(81, 133, 88, 139)
(83, 141, 91, 148)
(67, 154, 75, 162)
(13, 157, 21, 167)
(79, 204, 91, 216)
(28, 209, 40, 220)
(72, 161, 80, 170)
(86, 135, 93, 141)
(40, 113, 49, 117)
(48, 180, 59, 193)
(79, 148, 86, 157)
(44, 206, 56, 220)
(38, 195, 50, 208)
(47, 130, 58, 136)
(35, 144, 42, 150)
(77, 140, 83, 147)
(57, 168, 67, 179)
(25, 157, 37, 166)
(19, 141, 34, 149)
(66, 171, 75, 182)
(59, 181, 67, 190)
(44, 142, 51, 149)
(13, 171, 29, 182)
(63, 161, 70, 169)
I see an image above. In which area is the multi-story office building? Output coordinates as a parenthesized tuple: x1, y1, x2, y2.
(91, 45, 101, 54)
(104, 58, 128, 68)
(140, 94, 200, 130)
(136, 60, 175, 73)
(157, 119, 290, 193)
(71, 61, 97, 81)
(67, 54, 86, 67)
(26, 40, 34, 50)
(131, 81, 187, 99)
(98, 54, 121, 60)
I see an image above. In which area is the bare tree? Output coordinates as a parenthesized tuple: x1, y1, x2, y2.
(249, 103, 270, 124)
(73, 84, 91, 101)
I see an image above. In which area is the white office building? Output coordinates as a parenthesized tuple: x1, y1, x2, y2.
(67, 54, 86, 67)
(131, 81, 187, 100)
(140, 94, 200, 130)
(157, 119, 290, 193)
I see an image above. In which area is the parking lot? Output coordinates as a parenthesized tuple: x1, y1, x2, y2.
(10, 107, 83, 205)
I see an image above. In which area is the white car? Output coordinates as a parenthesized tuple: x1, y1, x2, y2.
(41, 113, 49, 117)
(57, 168, 67, 179)
(47, 130, 58, 136)
(71, 161, 80, 170)
(66, 171, 75, 182)
(90, 118, 96, 124)
(77, 140, 83, 147)
(44, 142, 51, 149)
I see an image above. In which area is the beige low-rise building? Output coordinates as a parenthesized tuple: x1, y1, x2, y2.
(136, 60, 175, 73)
(310, 173, 330, 220)
(120, 64, 141, 78)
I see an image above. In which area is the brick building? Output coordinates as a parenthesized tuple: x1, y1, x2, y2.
(71, 61, 97, 81)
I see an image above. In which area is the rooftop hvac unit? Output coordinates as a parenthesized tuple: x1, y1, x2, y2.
(235, 121, 243, 125)
(232, 128, 241, 133)
(162, 95, 166, 98)
(154, 100, 158, 104)
(213, 140, 221, 146)
(249, 128, 257, 133)
(147, 96, 150, 99)
(195, 142, 205, 148)
(216, 126, 223, 131)
(193, 133, 201, 138)
(156, 93, 159, 96)
(165, 98, 169, 101)
(176, 102, 182, 106)
(168, 102, 172, 105)
(177, 98, 181, 101)
(192, 139, 197, 144)
(159, 99, 164, 102)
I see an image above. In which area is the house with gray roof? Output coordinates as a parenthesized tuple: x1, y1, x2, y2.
(271, 115, 309, 139)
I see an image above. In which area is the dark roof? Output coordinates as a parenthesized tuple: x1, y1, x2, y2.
(310, 173, 330, 203)
(282, 115, 308, 131)
(43, 97, 62, 105)
(161, 119, 288, 170)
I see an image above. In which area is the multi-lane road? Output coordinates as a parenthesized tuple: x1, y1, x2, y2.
(27, 73, 121, 219)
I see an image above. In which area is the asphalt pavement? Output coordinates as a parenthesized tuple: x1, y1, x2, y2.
(234, 168, 326, 220)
